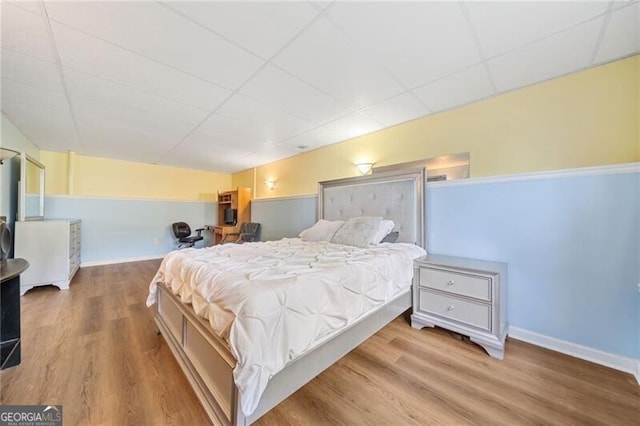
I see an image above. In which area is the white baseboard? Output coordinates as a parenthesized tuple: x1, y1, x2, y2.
(509, 327, 639, 384)
(81, 254, 164, 267)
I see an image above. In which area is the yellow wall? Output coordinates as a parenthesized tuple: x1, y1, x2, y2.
(41, 151, 231, 201)
(238, 55, 639, 199)
(231, 168, 256, 196)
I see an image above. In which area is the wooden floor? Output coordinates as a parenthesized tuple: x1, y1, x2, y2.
(1, 260, 638, 425)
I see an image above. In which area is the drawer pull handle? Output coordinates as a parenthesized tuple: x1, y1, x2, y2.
(447, 280, 455, 286)
(447, 305, 455, 311)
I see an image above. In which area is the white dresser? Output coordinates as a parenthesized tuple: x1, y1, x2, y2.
(411, 254, 508, 359)
(15, 219, 81, 295)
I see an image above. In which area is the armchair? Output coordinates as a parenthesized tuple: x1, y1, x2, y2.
(221, 222, 261, 244)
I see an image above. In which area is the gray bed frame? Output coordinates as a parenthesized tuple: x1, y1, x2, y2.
(154, 168, 426, 425)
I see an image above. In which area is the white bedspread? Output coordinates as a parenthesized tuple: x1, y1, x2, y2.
(146, 238, 425, 416)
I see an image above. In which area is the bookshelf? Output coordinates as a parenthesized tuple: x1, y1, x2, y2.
(214, 187, 251, 244)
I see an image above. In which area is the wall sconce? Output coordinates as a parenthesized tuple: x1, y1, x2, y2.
(355, 162, 374, 175)
(264, 180, 276, 191)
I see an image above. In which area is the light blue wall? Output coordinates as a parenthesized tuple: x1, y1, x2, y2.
(251, 196, 317, 241)
(428, 171, 639, 358)
(45, 196, 216, 263)
(248, 169, 639, 359)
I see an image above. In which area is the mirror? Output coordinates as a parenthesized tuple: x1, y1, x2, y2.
(18, 153, 45, 221)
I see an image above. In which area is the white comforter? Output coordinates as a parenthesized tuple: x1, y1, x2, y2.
(146, 238, 425, 416)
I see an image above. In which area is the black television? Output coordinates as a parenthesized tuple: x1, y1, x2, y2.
(223, 208, 237, 225)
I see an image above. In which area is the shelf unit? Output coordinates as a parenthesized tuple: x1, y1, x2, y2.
(214, 187, 251, 244)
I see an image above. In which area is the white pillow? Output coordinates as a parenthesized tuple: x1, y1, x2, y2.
(331, 216, 382, 248)
(371, 220, 395, 244)
(299, 219, 344, 242)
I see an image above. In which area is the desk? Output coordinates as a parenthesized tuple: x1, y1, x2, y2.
(212, 225, 238, 245)
(1, 258, 29, 369)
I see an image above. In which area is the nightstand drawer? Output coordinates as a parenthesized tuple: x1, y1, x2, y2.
(419, 267, 491, 301)
(419, 289, 491, 331)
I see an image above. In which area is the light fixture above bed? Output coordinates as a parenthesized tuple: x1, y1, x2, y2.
(355, 162, 374, 175)
(264, 180, 276, 191)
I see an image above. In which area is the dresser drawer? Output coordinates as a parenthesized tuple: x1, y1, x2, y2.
(419, 267, 491, 301)
(419, 289, 491, 331)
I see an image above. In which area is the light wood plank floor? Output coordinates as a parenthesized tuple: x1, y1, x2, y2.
(1, 260, 638, 425)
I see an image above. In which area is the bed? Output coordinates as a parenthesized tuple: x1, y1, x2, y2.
(147, 168, 426, 425)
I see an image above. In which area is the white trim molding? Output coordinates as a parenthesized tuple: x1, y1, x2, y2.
(510, 327, 640, 384)
(251, 194, 317, 203)
(46, 194, 216, 204)
(428, 162, 639, 188)
(81, 254, 164, 268)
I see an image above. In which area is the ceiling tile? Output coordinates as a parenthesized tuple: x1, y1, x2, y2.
(326, 2, 481, 88)
(488, 18, 604, 93)
(64, 68, 208, 131)
(323, 112, 383, 141)
(1, 3, 57, 62)
(273, 16, 404, 109)
(412, 64, 494, 113)
(278, 126, 341, 150)
(72, 94, 192, 148)
(467, 1, 609, 59)
(50, 22, 231, 111)
(45, 1, 264, 89)
(220, 145, 302, 173)
(1, 48, 64, 92)
(362, 92, 431, 127)
(6, 1, 45, 16)
(217, 94, 315, 143)
(595, 3, 639, 63)
(181, 113, 273, 153)
(1, 79, 80, 150)
(240, 64, 353, 124)
(165, 1, 319, 59)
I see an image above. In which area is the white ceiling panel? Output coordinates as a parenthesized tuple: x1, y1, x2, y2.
(45, 1, 264, 90)
(412, 64, 494, 113)
(64, 68, 208, 131)
(488, 18, 604, 93)
(595, 3, 639, 63)
(75, 141, 170, 166)
(273, 17, 405, 110)
(324, 112, 383, 141)
(362, 92, 431, 127)
(1, 48, 64, 92)
(181, 112, 274, 153)
(240, 64, 353, 124)
(1, 79, 80, 149)
(72, 94, 197, 150)
(467, 1, 609, 59)
(50, 22, 232, 112)
(164, 1, 319, 59)
(1, 3, 57, 62)
(5, 1, 45, 16)
(217, 94, 314, 144)
(279, 126, 341, 150)
(326, 2, 481, 88)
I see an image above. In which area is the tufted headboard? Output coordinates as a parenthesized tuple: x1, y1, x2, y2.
(318, 168, 426, 248)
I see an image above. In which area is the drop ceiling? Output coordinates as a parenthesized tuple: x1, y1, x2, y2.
(1, 1, 638, 173)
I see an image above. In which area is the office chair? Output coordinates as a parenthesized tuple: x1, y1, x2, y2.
(171, 222, 204, 249)
(221, 222, 261, 244)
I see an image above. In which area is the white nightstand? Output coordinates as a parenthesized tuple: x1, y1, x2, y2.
(411, 254, 509, 359)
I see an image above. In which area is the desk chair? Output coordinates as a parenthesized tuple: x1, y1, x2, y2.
(221, 222, 260, 244)
(172, 222, 204, 249)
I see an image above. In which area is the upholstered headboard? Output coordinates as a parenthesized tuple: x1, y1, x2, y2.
(318, 168, 426, 248)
